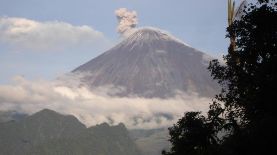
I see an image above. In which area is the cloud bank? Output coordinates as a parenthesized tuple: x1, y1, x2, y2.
(0, 76, 211, 129)
(115, 8, 138, 37)
(0, 17, 110, 51)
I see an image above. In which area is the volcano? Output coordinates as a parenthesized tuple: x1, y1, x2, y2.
(73, 28, 219, 98)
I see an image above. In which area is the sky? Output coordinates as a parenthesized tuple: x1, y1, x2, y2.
(0, 0, 230, 84)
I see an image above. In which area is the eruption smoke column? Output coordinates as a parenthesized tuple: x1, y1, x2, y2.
(115, 8, 138, 37)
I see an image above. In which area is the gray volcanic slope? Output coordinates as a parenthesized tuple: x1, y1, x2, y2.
(73, 28, 218, 98)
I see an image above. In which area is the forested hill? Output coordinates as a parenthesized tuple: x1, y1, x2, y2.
(0, 109, 141, 155)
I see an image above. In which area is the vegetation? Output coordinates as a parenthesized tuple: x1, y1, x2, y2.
(163, 1, 277, 155)
(0, 109, 141, 155)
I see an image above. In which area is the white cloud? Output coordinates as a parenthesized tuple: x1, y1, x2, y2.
(0, 75, 212, 129)
(0, 17, 110, 51)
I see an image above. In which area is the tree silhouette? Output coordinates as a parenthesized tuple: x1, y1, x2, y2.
(164, 1, 277, 155)
(210, 1, 277, 154)
(162, 112, 220, 155)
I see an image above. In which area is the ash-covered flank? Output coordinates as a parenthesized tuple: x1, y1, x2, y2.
(73, 28, 219, 98)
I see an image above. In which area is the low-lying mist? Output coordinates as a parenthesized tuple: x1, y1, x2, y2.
(0, 75, 212, 129)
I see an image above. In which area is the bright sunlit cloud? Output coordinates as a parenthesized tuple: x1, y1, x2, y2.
(0, 17, 110, 52)
(0, 75, 212, 129)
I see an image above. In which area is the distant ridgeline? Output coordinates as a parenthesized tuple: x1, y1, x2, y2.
(0, 109, 141, 155)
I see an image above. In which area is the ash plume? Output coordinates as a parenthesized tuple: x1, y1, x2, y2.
(115, 8, 138, 37)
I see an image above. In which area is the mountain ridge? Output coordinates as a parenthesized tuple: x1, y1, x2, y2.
(0, 109, 141, 155)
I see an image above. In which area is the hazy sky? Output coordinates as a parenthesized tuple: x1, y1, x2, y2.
(0, 0, 230, 83)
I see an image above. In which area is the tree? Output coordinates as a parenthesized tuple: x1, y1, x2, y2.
(164, 1, 277, 155)
(210, 1, 277, 154)
(228, 0, 247, 60)
(162, 112, 219, 155)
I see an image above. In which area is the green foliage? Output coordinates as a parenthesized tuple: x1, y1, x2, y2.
(164, 1, 277, 155)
